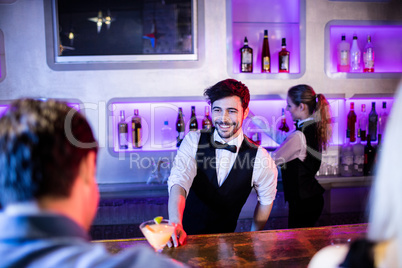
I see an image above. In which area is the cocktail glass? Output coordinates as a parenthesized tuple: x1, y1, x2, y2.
(139, 219, 176, 252)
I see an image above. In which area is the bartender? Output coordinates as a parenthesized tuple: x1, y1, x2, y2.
(273, 84, 332, 228)
(167, 79, 278, 247)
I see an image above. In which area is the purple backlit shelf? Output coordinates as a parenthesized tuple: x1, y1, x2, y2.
(107, 94, 395, 156)
(325, 20, 402, 79)
(107, 95, 352, 155)
(226, 0, 306, 79)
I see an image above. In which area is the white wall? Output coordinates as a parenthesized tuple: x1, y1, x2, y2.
(0, 0, 401, 183)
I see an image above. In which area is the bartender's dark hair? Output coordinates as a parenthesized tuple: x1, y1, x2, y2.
(288, 84, 332, 150)
(204, 79, 250, 111)
(0, 99, 98, 206)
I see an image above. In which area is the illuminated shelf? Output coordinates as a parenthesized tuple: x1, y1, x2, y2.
(325, 20, 402, 79)
(226, 0, 306, 79)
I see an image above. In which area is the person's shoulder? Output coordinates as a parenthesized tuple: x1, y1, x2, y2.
(308, 244, 349, 268)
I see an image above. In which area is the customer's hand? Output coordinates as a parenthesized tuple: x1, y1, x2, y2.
(167, 223, 187, 248)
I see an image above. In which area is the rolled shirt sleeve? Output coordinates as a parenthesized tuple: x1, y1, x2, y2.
(252, 147, 278, 206)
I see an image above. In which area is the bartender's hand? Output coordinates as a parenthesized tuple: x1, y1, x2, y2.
(168, 223, 187, 248)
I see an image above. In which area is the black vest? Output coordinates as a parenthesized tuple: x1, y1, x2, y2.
(182, 130, 258, 235)
(281, 121, 324, 202)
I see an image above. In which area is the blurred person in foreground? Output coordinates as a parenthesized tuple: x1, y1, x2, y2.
(168, 79, 278, 247)
(0, 99, 185, 268)
(309, 83, 402, 268)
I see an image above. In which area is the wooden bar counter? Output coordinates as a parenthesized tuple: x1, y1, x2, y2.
(97, 223, 367, 267)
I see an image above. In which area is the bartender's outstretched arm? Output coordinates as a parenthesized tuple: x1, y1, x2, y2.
(250, 202, 273, 231)
(167, 184, 188, 247)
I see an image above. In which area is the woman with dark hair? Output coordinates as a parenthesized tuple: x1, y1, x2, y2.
(274, 84, 332, 228)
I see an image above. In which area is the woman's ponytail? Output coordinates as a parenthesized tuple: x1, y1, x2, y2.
(315, 93, 332, 150)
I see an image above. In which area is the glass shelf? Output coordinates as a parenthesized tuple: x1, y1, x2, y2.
(325, 20, 402, 79)
(226, 0, 306, 79)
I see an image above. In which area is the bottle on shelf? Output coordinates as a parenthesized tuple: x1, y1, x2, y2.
(278, 38, 290, 73)
(347, 102, 357, 143)
(374, 133, 383, 167)
(368, 102, 378, 141)
(278, 108, 289, 143)
(337, 34, 350, 72)
(364, 134, 376, 176)
(118, 110, 128, 149)
(261, 29, 271, 73)
(352, 137, 365, 176)
(176, 107, 185, 147)
(202, 106, 212, 131)
(358, 104, 367, 140)
(161, 120, 173, 148)
(363, 35, 374, 73)
(378, 101, 388, 141)
(240, 37, 253, 73)
(350, 35, 361, 72)
(189, 106, 198, 131)
(340, 139, 354, 177)
(131, 109, 142, 148)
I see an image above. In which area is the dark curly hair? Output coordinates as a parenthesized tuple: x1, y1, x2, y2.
(0, 99, 98, 206)
(204, 79, 250, 111)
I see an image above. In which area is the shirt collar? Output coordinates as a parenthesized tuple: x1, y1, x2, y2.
(213, 128, 244, 150)
(297, 117, 314, 128)
(4, 201, 42, 216)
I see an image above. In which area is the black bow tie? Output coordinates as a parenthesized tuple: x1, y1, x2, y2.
(214, 141, 237, 153)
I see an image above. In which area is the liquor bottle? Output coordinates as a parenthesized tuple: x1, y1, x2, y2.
(364, 134, 376, 176)
(161, 120, 173, 148)
(340, 140, 354, 177)
(278, 38, 290, 73)
(261, 30, 271, 73)
(363, 35, 374, 73)
(240, 37, 253, 73)
(378, 101, 388, 141)
(131, 109, 142, 148)
(202, 106, 212, 131)
(189, 106, 198, 131)
(118, 110, 128, 149)
(278, 108, 289, 143)
(358, 104, 367, 140)
(352, 137, 365, 176)
(176, 107, 185, 147)
(347, 102, 357, 143)
(350, 35, 361, 72)
(368, 102, 378, 141)
(337, 34, 350, 72)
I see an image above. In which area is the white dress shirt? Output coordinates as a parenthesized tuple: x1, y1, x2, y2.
(168, 129, 277, 206)
(273, 117, 314, 165)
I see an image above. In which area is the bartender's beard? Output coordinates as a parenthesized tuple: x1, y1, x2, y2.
(214, 120, 242, 141)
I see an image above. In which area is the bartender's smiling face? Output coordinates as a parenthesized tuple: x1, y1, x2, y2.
(211, 96, 249, 142)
